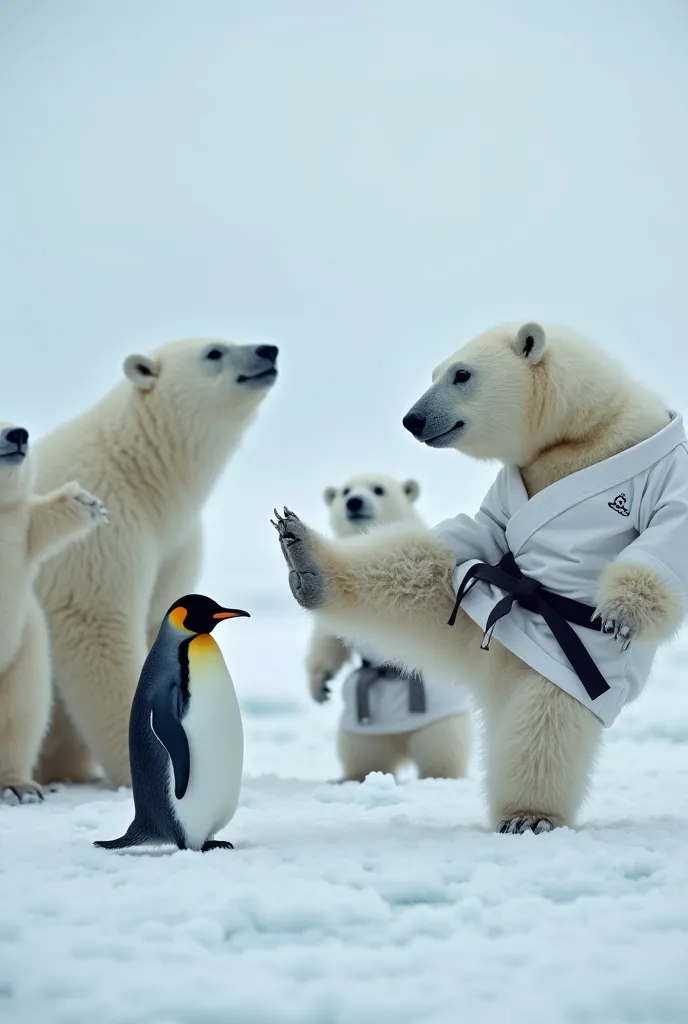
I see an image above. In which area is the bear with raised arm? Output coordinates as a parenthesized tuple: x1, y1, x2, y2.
(307, 473, 472, 782)
(0, 422, 108, 803)
(34, 339, 278, 789)
(273, 322, 688, 833)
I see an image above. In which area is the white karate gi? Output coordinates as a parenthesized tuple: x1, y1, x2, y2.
(339, 643, 471, 736)
(432, 413, 688, 726)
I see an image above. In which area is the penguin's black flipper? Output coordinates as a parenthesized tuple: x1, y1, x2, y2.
(150, 685, 191, 800)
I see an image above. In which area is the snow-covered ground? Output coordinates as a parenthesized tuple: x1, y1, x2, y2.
(2, 608, 688, 1024)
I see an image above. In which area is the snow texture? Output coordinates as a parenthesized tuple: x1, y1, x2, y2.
(2, 610, 688, 1024)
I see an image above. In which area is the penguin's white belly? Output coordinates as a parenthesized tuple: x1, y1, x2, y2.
(169, 640, 244, 851)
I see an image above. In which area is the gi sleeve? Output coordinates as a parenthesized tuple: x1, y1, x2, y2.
(431, 472, 510, 567)
(614, 445, 688, 601)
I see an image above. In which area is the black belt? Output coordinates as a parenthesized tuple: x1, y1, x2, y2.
(355, 660, 426, 725)
(448, 552, 610, 702)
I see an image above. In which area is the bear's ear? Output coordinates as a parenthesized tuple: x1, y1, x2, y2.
(513, 323, 547, 364)
(403, 479, 420, 502)
(323, 486, 338, 506)
(123, 354, 160, 392)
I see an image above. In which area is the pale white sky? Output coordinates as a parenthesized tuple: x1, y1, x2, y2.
(1, 0, 687, 607)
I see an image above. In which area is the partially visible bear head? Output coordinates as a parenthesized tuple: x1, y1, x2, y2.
(402, 321, 616, 465)
(123, 339, 278, 432)
(0, 421, 32, 504)
(324, 473, 421, 538)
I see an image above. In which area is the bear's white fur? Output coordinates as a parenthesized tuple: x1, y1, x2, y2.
(273, 323, 680, 831)
(307, 473, 471, 781)
(33, 338, 278, 788)
(0, 421, 108, 803)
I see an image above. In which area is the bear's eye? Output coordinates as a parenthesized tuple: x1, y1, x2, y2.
(205, 348, 224, 361)
(343, 487, 350, 497)
(453, 368, 471, 385)
(373, 486, 385, 496)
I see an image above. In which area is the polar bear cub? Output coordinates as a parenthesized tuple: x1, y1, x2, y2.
(0, 422, 108, 803)
(273, 323, 686, 833)
(307, 473, 472, 781)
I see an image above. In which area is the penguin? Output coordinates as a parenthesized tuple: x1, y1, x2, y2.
(94, 594, 248, 853)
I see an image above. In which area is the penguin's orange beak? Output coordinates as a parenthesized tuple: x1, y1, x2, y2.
(213, 609, 250, 620)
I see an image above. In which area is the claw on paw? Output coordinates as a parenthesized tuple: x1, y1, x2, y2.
(497, 815, 554, 835)
(271, 507, 298, 531)
(271, 507, 326, 609)
(594, 608, 634, 650)
(616, 624, 632, 651)
(1, 782, 44, 806)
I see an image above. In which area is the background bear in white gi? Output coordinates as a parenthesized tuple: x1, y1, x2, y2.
(273, 323, 684, 833)
(0, 422, 108, 803)
(307, 473, 472, 781)
(34, 338, 278, 788)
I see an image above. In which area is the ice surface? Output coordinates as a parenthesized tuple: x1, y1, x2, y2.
(2, 609, 687, 1024)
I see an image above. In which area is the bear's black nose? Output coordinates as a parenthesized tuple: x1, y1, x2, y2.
(402, 411, 426, 437)
(5, 427, 28, 447)
(346, 496, 363, 513)
(255, 345, 278, 364)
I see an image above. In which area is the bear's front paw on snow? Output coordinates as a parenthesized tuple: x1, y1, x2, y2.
(65, 483, 110, 525)
(270, 507, 326, 609)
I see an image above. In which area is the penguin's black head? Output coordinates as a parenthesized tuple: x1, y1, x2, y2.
(166, 594, 250, 636)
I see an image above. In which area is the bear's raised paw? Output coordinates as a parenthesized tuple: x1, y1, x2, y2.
(271, 507, 327, 609)
(65, 483, 110, 525)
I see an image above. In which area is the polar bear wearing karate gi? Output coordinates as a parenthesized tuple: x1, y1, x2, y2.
(271, 322, 688, 834)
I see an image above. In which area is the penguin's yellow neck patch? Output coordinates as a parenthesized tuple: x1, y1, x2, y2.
(188, 633, 224, 671)
(169, 607, 193, 633)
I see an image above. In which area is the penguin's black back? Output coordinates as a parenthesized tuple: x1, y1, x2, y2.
(126, 623, 192, 846)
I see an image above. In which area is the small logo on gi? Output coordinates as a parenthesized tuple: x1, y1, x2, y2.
(608, 493, 630, 517)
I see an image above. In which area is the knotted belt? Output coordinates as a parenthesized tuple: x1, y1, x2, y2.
(355, 659, 426, 725)
(447, 552, 610, 701)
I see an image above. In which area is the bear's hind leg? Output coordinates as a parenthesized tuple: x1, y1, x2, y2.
(336, 729, 404, 782)
(407, 714, 472, 779)
(483, 663, 602, 832)
(36, 693, 101, 785)
(0, 603, 52, 804)
(49, 604, 149, 788)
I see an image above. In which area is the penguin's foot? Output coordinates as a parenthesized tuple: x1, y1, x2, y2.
(201, 839, 234, 852)
(0, 780, 44, 805)
(270, 507, 327, 609)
